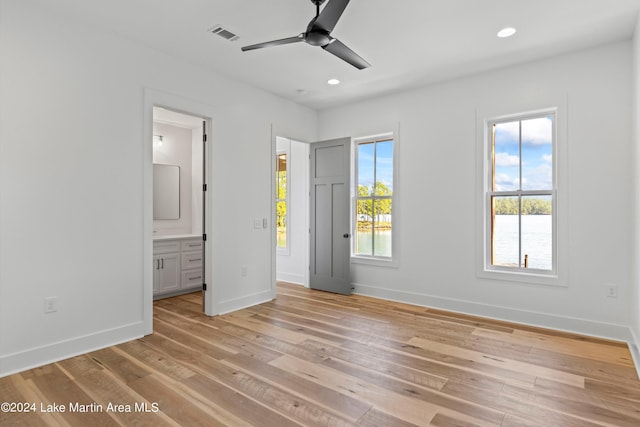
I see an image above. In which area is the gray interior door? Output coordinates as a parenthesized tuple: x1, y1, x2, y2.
(310, 137, 352, 295)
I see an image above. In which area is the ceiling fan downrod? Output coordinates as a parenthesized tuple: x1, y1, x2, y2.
(311, 0, 327, 17)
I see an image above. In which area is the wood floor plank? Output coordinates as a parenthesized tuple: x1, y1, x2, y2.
(298, 339, 450, 391)
(222, 311, 315, 344)
(354, 408, 420, 426)
(2, 282, 639, 426)
(182, 373, 301, 427)
(151, 317, 238, 360)
(313, 350, 505, 426)
(20, 364, 117, 426)
(0, 376, 51, 427)
(56, 355, 177, 427)
(126, 374, 230, 427)
(221, 353, 372, 422)
(474, 328, 634, 367)
(408, 336, 585, 388)
(146, 330, 354, 426)
(155, 308, 283, 362)
(270, 354, 443, 426)
(440, 380, 603, 427)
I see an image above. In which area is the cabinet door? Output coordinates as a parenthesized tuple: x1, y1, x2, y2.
(182, 251, 203, 270)
(156, 253, 180, 294)
(182, 269, 203, 290)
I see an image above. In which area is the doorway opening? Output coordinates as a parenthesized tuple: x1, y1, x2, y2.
(275, 136, 310, 287)
(152, 107, 207, 305)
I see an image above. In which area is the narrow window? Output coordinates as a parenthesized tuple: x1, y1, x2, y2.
(355, 137, 394, 258)
(276, 152, 288, 249)
(487, 113, 555, 273)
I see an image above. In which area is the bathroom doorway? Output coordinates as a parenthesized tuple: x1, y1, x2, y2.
(152, 107, 207, 306)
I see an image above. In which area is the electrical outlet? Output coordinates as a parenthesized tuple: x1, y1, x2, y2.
(605, 284, 618, 298)
(44, 296, 58, 313)
(241, 265, 248, 277)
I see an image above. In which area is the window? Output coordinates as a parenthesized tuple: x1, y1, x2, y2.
(276, 152, 288, 250)
(354, 136, 394, 259)
(486, 112, 555, 274)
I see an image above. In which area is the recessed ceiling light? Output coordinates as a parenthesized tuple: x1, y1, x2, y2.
(497, 27, 517, 38)
(327, 78, 340, 85)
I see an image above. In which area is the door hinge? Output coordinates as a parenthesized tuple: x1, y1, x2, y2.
(203, 183, 207, 191)
(203, 134, 207, 142)
(203, 283, 207, 291)
(202, 233, 207, 241)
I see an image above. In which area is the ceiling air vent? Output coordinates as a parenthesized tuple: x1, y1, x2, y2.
(209, 25, 239, 42)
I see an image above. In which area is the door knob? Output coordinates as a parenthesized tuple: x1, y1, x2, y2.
(343, 233, 350, 238)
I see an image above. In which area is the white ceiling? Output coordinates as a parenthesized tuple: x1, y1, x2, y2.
(38, 0, 640, 110)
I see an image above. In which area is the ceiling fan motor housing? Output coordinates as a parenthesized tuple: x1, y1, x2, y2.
(305, 30, 332, 46)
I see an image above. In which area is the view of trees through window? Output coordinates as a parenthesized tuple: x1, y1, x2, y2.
(276, 153, 287, 249)
(355, 138, 393, 258)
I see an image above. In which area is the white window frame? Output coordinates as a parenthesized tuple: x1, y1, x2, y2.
(478, 105, 567, 287)
(351, 131, 398, 267)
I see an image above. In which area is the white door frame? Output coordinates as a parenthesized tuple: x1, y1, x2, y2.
(143, 88, 216, 334)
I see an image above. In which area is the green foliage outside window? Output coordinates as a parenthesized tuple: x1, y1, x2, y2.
(276, 154, 287, 248)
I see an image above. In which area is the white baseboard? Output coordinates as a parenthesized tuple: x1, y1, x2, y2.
(216, 289, 275, 315)
(0, 322, 146, 378)
(276, 271, 305, 286)
(353, 282, 638, 368)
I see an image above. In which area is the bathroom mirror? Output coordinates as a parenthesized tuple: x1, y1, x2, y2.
(153, 164, 180, 219)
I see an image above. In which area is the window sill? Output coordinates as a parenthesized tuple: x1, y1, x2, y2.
(478, 267, 567, 287)
(351, 256, 398, 268)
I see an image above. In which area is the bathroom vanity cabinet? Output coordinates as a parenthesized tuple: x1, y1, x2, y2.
(153, 236, 203, 298)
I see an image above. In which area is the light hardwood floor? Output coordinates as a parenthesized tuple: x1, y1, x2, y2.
(2, 282, 639, 426)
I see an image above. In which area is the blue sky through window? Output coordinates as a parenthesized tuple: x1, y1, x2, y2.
(494, 116, 552, 191)
(358, 139, 393, 193)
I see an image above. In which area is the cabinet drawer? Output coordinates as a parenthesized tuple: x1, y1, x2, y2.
(182, 251, 202, 270)
(182, 270, 203, 289)
(182, 239, 203, 251)
(153, 240, 180, 255)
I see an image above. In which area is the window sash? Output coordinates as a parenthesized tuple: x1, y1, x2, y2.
(354, 137, 393, 259)
(486, 112, 556, 275)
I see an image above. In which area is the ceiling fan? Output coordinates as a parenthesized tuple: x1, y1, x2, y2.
(241, 0, 371, 70)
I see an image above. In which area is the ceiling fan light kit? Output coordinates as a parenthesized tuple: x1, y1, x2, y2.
(241, 0, 371, 70)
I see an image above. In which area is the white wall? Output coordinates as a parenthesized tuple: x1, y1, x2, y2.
(191, 125, 203, 236)
(0, 0, 317, 376)
(318, 41, 635, 342)
(276, 137, 310, 285)
(153, 122, 193, 236)
(632, 15, 640, 365)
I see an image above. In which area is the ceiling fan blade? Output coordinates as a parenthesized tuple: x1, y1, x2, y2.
(322, 39, 371, 69)
(312, 0, 350, 33)
(241, 35, 303, 51)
